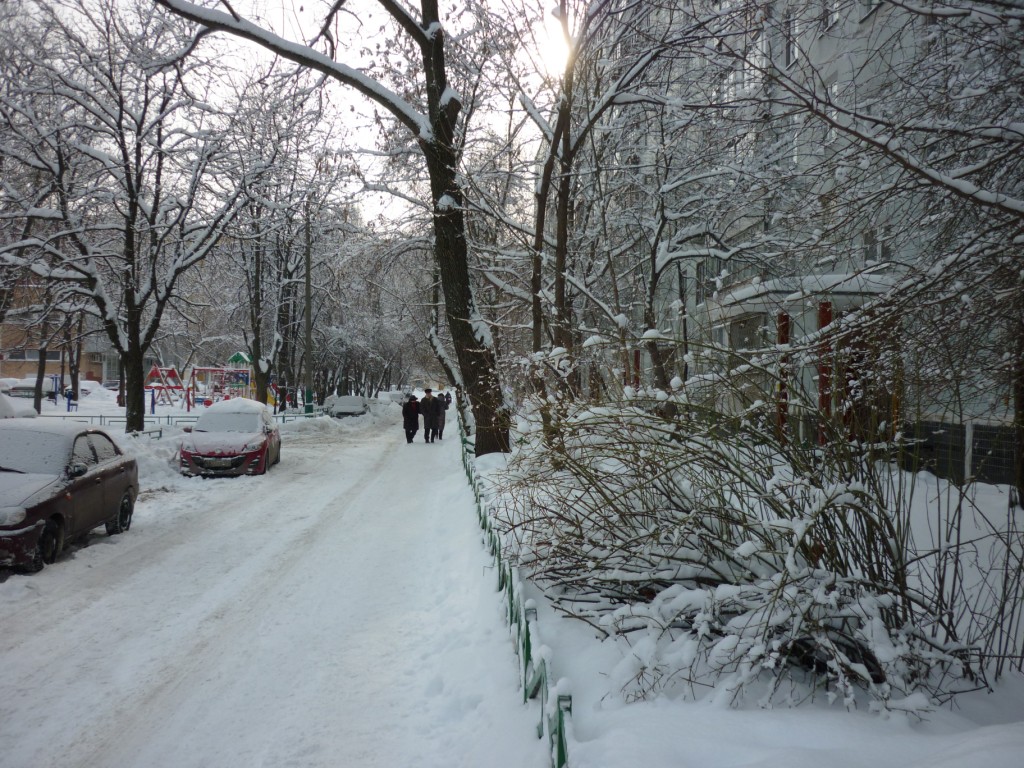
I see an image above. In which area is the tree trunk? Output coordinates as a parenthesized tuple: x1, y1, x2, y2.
(123, 344, 146, 432)
(71, 316, 84, 398)
(33, 343, 49, 415)
(552, 121, 575, 398)
(1014, 306, 1024, 504)
(32, 297, 53, 413)
(277, 277, 295, 404)
(417, 0, 508, 455)
(253, 362, 271, 405)
(422, 144, 509, 455)
(247, 231, 270, 404)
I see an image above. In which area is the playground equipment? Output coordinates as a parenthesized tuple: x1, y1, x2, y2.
(144, 365, 186, 407)
(141, 354, 257, 410)
(187, 364, 252, 408)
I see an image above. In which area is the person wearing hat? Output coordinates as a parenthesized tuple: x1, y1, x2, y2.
(402, 393, 420, 443)
(420, 388, 444, 443)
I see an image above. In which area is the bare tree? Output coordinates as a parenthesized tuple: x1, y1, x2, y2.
(0, 0, 250, 430)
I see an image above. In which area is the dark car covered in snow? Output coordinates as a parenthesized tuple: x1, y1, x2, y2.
(323, 394, 370, 417)
(0, 419, 138, 571)
(179, 398, 281, 477)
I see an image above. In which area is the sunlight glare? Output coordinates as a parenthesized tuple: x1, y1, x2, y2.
(538, 8, 570, 75)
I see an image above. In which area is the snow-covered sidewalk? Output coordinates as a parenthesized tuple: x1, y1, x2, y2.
(0, 418, 547, 768)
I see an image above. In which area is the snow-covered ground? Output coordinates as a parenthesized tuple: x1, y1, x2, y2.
(1, 388, 1022, 767)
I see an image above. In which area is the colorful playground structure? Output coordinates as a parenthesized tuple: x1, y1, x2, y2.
(144, 353, 256, 410)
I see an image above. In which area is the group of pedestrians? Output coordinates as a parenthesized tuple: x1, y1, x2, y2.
(402, 388, 451, 444)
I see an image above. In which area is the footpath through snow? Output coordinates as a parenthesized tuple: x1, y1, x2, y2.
(0, 416, 547, 768)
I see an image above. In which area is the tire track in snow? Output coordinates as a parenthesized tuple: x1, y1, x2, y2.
(0, 427, 377, 654)
(63, 430, 394, 768)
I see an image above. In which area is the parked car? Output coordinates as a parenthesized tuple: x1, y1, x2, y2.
(179, 397, 281, 477)
(323, 394, 369, 417)
(0, 419, 139, 572)
(0, 392, 36, 419)
(6, 382, 57, 400)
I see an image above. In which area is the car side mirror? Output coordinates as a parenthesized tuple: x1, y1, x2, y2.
(68, 463, 88, 478)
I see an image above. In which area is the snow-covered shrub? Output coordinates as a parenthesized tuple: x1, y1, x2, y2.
(490, 395, 1023, 709)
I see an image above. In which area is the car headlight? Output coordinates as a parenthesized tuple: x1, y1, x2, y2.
(243, 439, 265, 452)
(0, 506, 27, 527)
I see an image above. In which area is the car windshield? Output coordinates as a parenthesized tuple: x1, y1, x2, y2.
(194, 412, 262, 433)
(0, 430, 70, 474)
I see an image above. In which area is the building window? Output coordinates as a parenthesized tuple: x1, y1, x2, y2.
(696, 260, 708, 305)
(820, 0, 839, 32)
(824, 82, 840, 145)
(863, 227, 892, 264)
(858, 0, 882, 21)
(3, 349, 60, 361)
(695, 256, 725, 305)
(784, 13, 800, 67)
(729, 314, 767, 351)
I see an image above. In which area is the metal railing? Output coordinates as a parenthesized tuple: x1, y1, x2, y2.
(274, 407, 328, 423)
(37, 413, 199, 428)
(459, 423, 572, 768)
(37, 407, 330, 429)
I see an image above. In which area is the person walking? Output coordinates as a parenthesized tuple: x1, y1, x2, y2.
(435, 389, 448, 440)
(402, 394, 420, 444)
(420, 388, 443, 443)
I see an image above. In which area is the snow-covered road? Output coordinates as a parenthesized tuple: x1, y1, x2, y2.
(0, 419, 546, 768)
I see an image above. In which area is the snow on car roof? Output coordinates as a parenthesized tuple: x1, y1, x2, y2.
(0, 417, 90, 436)
(203, 397, 269, 414)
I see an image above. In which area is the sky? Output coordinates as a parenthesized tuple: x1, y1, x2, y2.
(165, 0, 565, 226)
(1, 389, 1022, 767)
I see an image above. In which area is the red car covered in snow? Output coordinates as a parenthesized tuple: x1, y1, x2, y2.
(179, 398, 281, 477)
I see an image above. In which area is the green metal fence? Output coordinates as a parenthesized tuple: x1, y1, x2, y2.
(38, 408, 325, 427)
(38, 413, 200, 427)
(459, 426, 572, 768)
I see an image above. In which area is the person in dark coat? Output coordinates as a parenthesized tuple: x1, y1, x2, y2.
(435, 389, 449, 440)
(420, 388, 444, 443)
(402, 394, 420, 443)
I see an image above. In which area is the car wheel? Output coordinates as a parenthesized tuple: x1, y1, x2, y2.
(30, 520, 64, 572)
(105, 492, 134, 535)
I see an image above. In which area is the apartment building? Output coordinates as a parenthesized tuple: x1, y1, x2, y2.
(619, 0, 1019, 481)
(0, 279, 110, 388)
